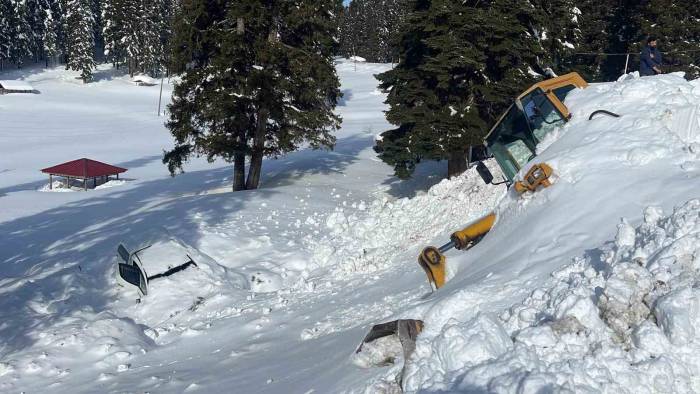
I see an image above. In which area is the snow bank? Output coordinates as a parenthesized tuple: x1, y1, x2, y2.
(312, 160, 504, 278)
(394, 200, 700, 393)
(367, 72, 700, 393)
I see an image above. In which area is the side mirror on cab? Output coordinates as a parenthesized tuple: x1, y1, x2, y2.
(476, 161, 494, 185)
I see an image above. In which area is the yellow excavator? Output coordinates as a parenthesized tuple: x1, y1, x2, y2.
(355, 72, 590, 389)
(418, 72, 588, 291)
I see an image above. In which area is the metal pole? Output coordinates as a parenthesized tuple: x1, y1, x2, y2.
(49, 174, 52, 189)
(158, 75, 164, 116)
(624, 53, 630, 74)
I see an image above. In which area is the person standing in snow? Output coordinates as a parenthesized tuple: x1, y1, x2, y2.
(640, 36, 663, 76)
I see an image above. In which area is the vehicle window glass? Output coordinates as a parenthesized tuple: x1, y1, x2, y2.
(520, 89, 565, 142)
(487, 105, 538, 181)
(119, 263, 142, 288)
(553, 84, 576, 102)
(505, 140, 532, 168)
(489, 142, 519, 181)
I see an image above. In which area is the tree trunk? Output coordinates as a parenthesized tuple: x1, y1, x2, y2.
(233, 151, 246, 191)
(447, 150, 468, 179)
(246, 108, 268, 190)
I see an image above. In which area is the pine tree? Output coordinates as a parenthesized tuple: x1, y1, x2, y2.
(528, 0, 581, 75)
(9, 0, 33, 67)
(0, 0, 12, 69)
(375, 0, 539, 179)
(570, 0, 610, 81)
(102, 0, 125, 67)
(637, 0, 700, 79)
(43, 8, 59, 66)
(65, 0, 96, 82)
(339, 0, 408, 63)
(48, 0, 66, 63)
(165, 0, 342, 191)
(139, 0, 165, 75)
(601, 0, 641, 80)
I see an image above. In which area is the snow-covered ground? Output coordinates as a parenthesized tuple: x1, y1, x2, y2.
(1, 61, 700, 393)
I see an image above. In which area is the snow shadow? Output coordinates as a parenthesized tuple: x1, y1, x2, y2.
(338, 89, 353, 106)
(261, 134, 369, 188)
(381, 160, 448, 198)
(0, 165, 278, 357)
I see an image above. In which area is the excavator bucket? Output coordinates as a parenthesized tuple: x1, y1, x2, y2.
(353, 319, 424, 385)
(418, 213, 496, 291)
(418, 246, 446, 291)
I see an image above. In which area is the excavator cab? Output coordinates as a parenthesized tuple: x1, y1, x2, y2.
(477, 72, 588, 184)
(419, 73, 589, 291)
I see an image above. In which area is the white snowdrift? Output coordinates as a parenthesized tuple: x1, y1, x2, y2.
(366, 73, 700, 393)
(312, 159, 504, 277)
(404, 200, 700, 393)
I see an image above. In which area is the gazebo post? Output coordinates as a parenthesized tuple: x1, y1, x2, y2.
(49, 174, 52, 190)
(84, 178, 87, 191)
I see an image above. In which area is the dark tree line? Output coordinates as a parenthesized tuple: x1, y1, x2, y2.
(0, 0, 176, 82)
(338, 0, 408, 63)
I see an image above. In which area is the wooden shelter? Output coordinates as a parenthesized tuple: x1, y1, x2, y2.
(41, 158, 127, 191)
(0, 80, 37, 94)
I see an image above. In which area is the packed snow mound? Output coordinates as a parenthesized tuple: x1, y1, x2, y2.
(360, 73, 700, 393)
(312, 160, 504, 277)
(402, 200, 700, 393)
(114, 236, 247, 343)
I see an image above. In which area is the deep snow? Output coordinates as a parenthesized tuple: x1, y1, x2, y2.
(1, 61, 700, 393)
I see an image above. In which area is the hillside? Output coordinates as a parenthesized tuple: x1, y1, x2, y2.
(1, 62, 700, 393)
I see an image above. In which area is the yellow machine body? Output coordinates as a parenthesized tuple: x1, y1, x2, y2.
(514, 163, 554, 194)
(451, 213, 496, 250)
(483, 72, 588, 183)
(418, 213, 496, 291)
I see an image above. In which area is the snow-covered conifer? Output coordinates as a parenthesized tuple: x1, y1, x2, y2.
(43, 8, 59, 66)
(65, 0, 96, 83)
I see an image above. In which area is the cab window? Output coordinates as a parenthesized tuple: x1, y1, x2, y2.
(520, 89, 565, 142)
(487, 105, 538, 181)
(553, 84, 576, 102)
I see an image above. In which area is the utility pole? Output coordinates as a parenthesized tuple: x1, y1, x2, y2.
(157, 74, 164, 116)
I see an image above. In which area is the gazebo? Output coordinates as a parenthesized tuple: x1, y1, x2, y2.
(41, 158, 127, 191)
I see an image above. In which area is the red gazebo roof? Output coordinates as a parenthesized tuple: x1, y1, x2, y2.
(41, 158, 127, 178)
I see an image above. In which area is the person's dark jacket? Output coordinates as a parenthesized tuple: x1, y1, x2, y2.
(640, 45, 662, 76)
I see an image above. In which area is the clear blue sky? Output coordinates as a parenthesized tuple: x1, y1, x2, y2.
(343, 0, 351, 5)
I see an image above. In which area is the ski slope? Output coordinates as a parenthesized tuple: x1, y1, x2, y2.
(1, 61, 700, 393)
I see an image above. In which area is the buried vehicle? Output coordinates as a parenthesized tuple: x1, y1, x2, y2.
(115, 236, 247, 300)
(355, 72, 590, 389)
(116, 242, 198, 297)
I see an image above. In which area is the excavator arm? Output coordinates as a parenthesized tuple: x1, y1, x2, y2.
(418, 213, 496, 291)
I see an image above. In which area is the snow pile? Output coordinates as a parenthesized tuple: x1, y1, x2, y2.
(38, 180, 76, 192)
(312, 160, 504, 276)
(38, 179, 127, 192)
(0, 313, 155, 389)
(401, 200, 700, 393)
(114, 237, 247, 344)
(95, 180, 126, 189)
(355, 72, 700, 393)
